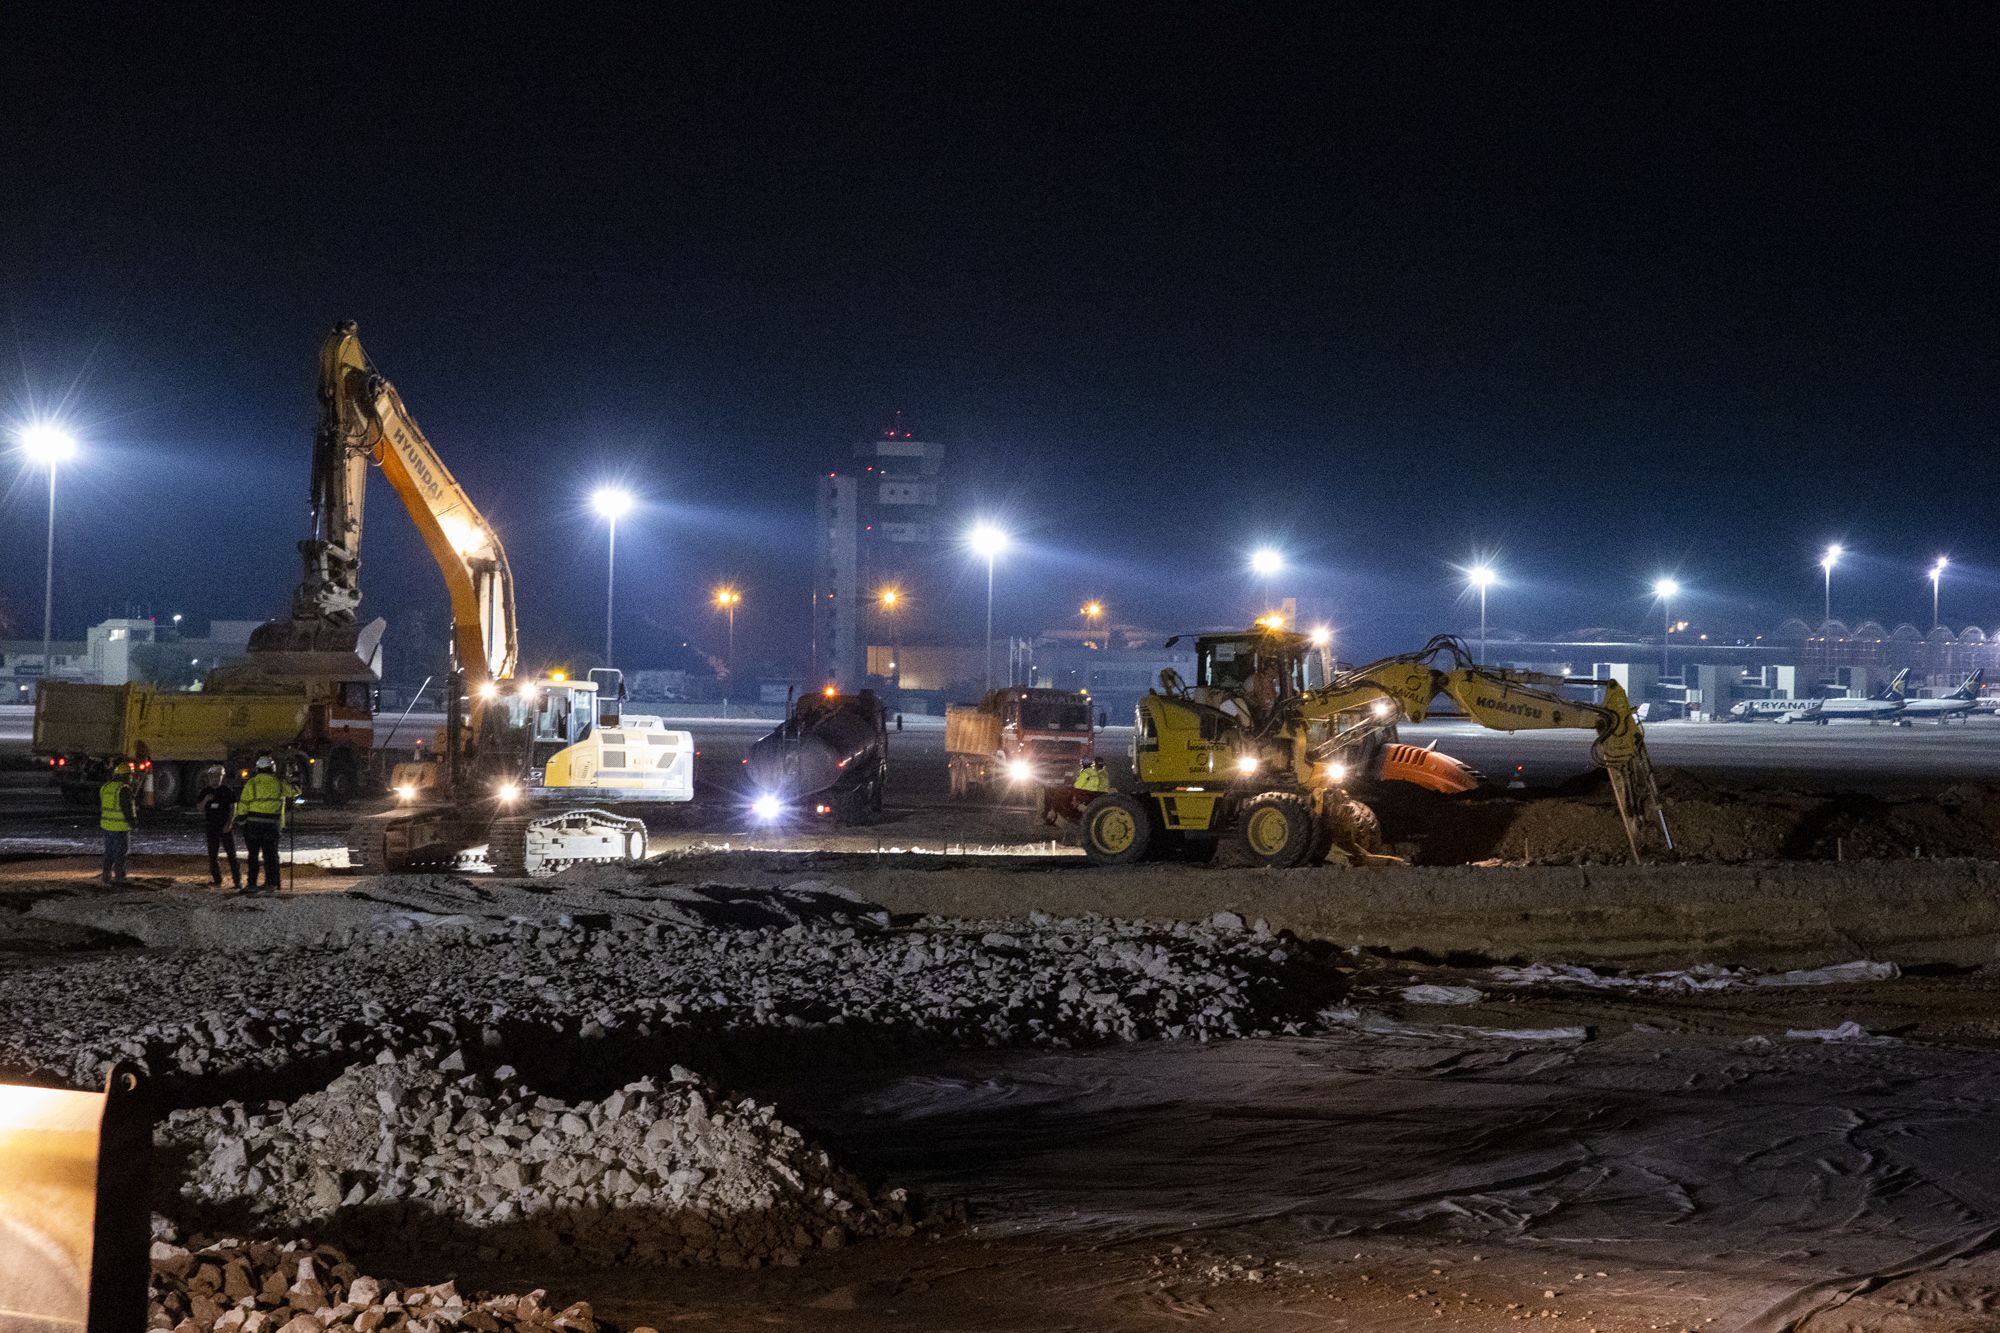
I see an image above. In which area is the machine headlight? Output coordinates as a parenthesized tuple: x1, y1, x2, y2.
(1324, 761, 1349, 783)
(1235, 754, 1260, 776)
(476, 682, 499, 700)
(752, 794, 782, 821)
(1007, 758, 1034, 782)
(394, 784, 416, 801)
(1372, 699, 1395, 718)
(496, 781, 520, 803)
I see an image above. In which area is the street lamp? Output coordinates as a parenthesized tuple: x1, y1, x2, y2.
(968, 522, 1009, 692)
(713, 588, 740, 707)
(878, 587, 902, 685)
(1079, 599, 1104, 649)
(590, 487, 634, 667)
(16, 424, 78, 692)
(1466, 565, 1496, 664)
(1930, 556, 1949, 631)
(1250, 547, 1284, 612)
(1653, 578, 1680, 676)
(1820, 545, 1842, 624)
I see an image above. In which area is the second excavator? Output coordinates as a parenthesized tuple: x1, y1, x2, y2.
(1082, 627, 1672, 867)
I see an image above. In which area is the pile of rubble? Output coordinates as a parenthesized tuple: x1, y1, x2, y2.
(0, 901, 1329, 1090)
(148, 1230, 606, 1333)
(162, 1051, 909, 1267)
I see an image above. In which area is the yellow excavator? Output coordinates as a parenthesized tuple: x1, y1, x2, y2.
(249, 321, 693, 876)
(1082, 627, 1671, 867)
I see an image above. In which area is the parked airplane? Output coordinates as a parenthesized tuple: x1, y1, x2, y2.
(1901, 670, 1985, 724)
(1727, 669, 1909, 724)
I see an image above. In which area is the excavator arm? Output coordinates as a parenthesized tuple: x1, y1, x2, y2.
(1302, 635, 1672, 861)
(307, 322, 518, 687)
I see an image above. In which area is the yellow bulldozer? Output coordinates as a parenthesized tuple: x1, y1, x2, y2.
(1081, 627, 1671, 867)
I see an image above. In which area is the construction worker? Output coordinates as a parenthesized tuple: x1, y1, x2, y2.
(98, 762, 137, 885)
(235, 754, 297, 894)
(1074, 757, 1112, 796)
(195, 765, 241, 890)
(1044, 756, 1110, 825)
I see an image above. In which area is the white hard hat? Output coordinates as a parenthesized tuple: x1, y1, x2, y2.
(256, 755, 276, 771)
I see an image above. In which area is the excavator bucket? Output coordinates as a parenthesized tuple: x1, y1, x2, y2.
(1375, 742, 1481, 794)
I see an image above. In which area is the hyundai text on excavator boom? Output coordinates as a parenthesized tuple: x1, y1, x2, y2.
(248, 322, 692, 876)
(1081, 627, 1671, 868)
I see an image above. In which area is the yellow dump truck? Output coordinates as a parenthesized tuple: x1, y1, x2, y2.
(32, 680, 371, 807)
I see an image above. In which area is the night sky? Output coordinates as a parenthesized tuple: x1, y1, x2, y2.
(3, 5, 1997, 675)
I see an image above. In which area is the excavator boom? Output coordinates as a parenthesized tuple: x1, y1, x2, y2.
(252, 322, 517, 687)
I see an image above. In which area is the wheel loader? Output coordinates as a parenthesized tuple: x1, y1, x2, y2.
(1081, 627, 1671, 867)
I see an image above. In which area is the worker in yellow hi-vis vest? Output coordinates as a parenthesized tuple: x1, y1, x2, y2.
(234, 754, 299, 895)
(99, 761, 137, 885)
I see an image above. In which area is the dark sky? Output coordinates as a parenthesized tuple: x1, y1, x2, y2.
(3, 4, 1997, 672)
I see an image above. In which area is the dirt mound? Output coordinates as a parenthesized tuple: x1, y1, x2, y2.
(1378, 776, 2000, 865)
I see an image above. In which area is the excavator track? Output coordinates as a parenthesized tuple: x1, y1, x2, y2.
(485, 806, 649, 879)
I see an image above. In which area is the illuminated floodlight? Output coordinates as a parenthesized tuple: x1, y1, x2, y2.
(1308, 624, 1332, 646)
(1467, 564, 1496, 589)
(880, 587, 900, 608)
(1932, 556, 1949, 576)
(591, 487, 634, 520)
(1821, 545, 1842, 571)
(16, 422, 78, 464)
(967, 522, 1009, 558)
(1255, 613, 1285, 629)
(1081, 600, 1103, 619)
(752, 793, 782, 821)
(1653, 577, 1681, 600)
(1249, 547, 1284, 577)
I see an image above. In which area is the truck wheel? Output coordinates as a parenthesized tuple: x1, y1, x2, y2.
(326, 751, 359, 807)
(1082, 793, 1155, 866)
(148, 763, 181, 808)
(1239, 792, 1316, 868)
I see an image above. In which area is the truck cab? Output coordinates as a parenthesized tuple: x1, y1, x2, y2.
(946, 687, 1096, 799)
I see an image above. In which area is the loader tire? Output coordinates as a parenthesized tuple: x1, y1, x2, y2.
(1316, 797, 1384, 864)
(1082, 792, 1155, 866)
(1239, 791, 1316, 868)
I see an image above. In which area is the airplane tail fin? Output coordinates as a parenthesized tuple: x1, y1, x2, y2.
(1955, 669, 1985, 700)
(1877, 668, 1910, 701)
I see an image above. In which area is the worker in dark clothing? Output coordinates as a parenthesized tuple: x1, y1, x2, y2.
(196, 766, 240, 889)
(99, 762, 137, 885)
(234, 754, 297, 894)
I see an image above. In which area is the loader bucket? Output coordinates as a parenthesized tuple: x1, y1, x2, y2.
(1376, 742, 1480, 794)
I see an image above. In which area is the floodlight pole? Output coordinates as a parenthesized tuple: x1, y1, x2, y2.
(603, 515, 617, 668)
(1478, 584, 1488, 666)
(40, 466, 57, 689)
(984, 556, 996, 693)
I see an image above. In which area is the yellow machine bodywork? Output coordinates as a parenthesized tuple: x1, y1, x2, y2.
(1090, 629, 1670, 868)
